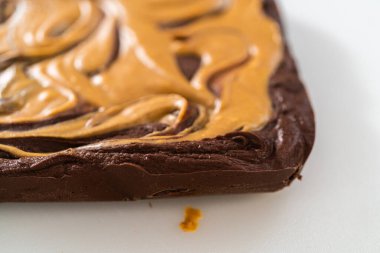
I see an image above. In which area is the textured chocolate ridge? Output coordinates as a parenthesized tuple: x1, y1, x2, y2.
(0, 0, 315, 201)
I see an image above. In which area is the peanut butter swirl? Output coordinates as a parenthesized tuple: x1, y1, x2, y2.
(0, 0, 282, 157)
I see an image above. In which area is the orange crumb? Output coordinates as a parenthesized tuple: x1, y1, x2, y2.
(180, 207, 202, 232)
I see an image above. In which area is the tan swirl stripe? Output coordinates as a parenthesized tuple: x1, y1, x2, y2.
(0, 0, 282, 156)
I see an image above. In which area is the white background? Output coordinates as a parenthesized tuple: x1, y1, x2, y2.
(1, 0, 380, 252)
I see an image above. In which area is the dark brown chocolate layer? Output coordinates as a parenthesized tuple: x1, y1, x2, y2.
(0, 0, 315, 201)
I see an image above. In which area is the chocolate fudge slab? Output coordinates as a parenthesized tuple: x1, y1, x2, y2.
(0, 0, 315, 201)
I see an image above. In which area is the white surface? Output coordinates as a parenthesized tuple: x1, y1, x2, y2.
(1, 1, 380, 252)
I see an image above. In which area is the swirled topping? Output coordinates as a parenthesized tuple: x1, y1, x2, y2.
(0, 0, 282, 156)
